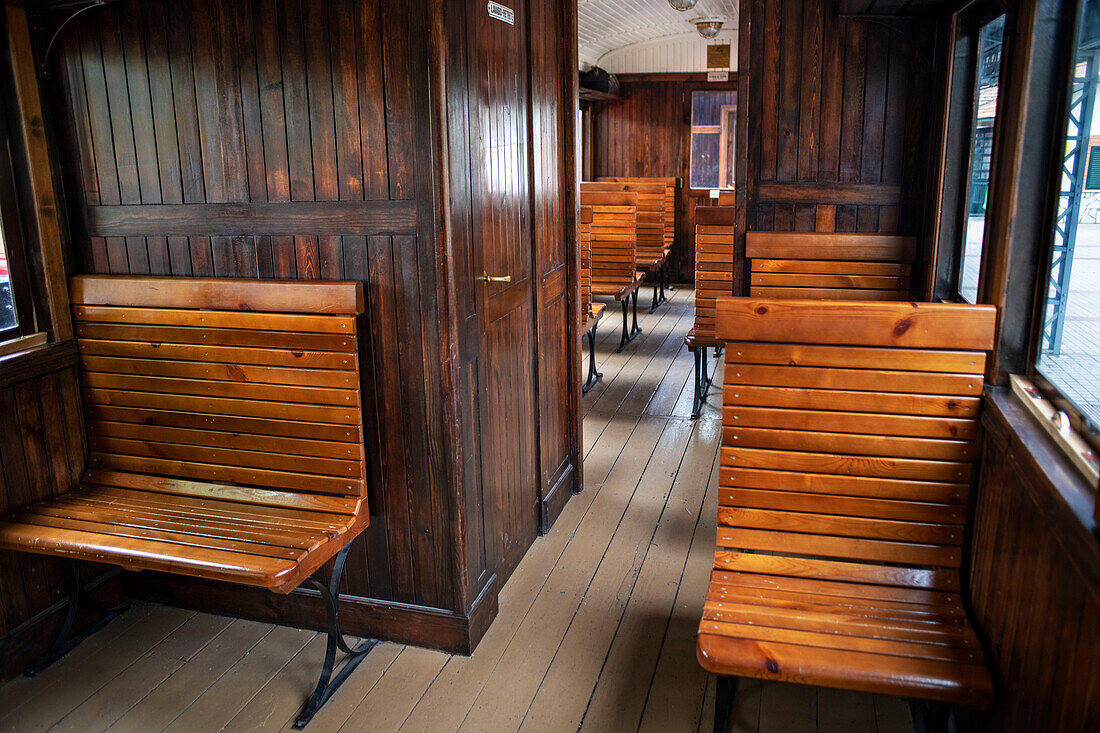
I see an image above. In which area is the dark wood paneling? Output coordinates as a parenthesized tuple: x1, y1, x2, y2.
(738, 0, 941, 294)
(970, 392, 1099, 730)
(528, 0, 580, 532)
(47, 0, 459, 628)
(0, 362, 124, 680)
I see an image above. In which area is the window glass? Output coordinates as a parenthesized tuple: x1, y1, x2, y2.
(959, 14, 1005, 303)
(689, 90, 736, 190)
(1036, 0, 1100, 428)
(0, 201, 15, 333)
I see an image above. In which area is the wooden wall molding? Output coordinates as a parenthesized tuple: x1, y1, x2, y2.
(84, 200, 418, 237)
(0, 339, 77, 389)
(756, 181, 904, 205)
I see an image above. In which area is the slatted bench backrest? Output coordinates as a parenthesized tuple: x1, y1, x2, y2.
(580, 205, 593, 319)
(599, 177, 676, 252)
(583, 181, 665, 266)
(71, 276, 369, 507)
(694, 205, 736, 340)
(745, 233, 917, 300)
(714, 298, 997, 592)
(579, 190, 637, 291)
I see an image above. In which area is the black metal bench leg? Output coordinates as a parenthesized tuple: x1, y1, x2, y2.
(25, 560, 129, 677)
(617, 299, 630, 352)
(692, 346, 714, 420)
(583, 324, 603, 393)
(295, 543, 379, 729)
(909, 699, 952, 733)
(713, 675, 739, 733)
(631, 290, 641, 336)
(650, 277, 660, 313)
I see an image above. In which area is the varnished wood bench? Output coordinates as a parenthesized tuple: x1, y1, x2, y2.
(700, 297, 996, 733)
(585, 181, 669, 312)
(579, 205, 606, 393)
(746, 232, 916, 300)
(580, 189, 645, 351)
(0, 276, 375, 728)
(688, 205, 736, 419)
(599, 177, 678, 304)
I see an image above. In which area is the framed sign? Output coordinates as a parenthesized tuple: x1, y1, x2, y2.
(706, 44, 731, 69)
(487, 1, 514, 24)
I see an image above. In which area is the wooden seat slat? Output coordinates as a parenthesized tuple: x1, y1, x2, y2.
(716, 527, 962, 567)
(75, 323, 357, 353)
(699, 621, 979, 665)
(723, 447, 971, 482)
(80, 355, 359, 389)
(70, 275, 364, 314)
(13, 512, 312, 560)
(707, 578, 963, 616)
(726, 343, 987, 374)
(718, 466, 968, 504)
(85, 406, 361, 444)
(718, 507, 964, 545)
(75, 485, 353, 531)
(708, 570, 962, 606)
(87, 420, 361, 460)
(751, 273, 910, 290)
(751, 286, 911, 300)
(72, 305, 356, 333)
(89, 453, 362, 496)
(722, 427, 974, 461)
(87, 436, 363, 479)
(83, 372, 359, 407)
(752, 259, 912, 276)
(33, 497, 337, 545)
(714, 552, 960, 591)
(697, 635, 991, 706)
(704, 597, 973, 640)
(722, 488, 965, 524)
(77, 339, 358, 370)
(744, 233, 918, 261)
(0, 521, 301, 587)
(699, 297, 994, 705)
(722, 406, 977, 440)
(725, 385, 980, 417)
(727, 363, 983, 395)
(82, 469, 360, 514)
(84, 389, 362, 425)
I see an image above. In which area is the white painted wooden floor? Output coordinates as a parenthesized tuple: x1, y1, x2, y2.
(0, 287, 914, 732)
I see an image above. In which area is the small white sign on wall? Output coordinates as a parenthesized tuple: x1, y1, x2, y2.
(707, 70, 729, 82)
(487, 1, 514, 25)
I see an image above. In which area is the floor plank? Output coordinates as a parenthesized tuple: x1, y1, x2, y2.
(0, 288, 916, 733)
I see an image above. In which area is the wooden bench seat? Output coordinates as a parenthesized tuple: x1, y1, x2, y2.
(580, 206, 607, 392)
(700, 297, 996, 731)
(0, 275, 374, 727)
(746, 232, 917, 300)
(586, 180, 670, 311)
(580, 190, 645, 351)
(688, 205, 736, 419)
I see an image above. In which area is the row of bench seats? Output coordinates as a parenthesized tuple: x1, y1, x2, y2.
(579, 189, 645, 353)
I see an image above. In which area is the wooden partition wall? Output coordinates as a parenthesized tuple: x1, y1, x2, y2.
(0, 0, 581, 667)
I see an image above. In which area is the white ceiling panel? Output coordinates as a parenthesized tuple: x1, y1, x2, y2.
(578, 0, 739, 69)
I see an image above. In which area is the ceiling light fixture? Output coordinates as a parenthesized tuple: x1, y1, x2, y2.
(667, 0, 699, 10)
(694, 18, 723, 39)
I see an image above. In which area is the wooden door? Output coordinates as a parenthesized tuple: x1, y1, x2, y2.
(468, 0, 539, 579)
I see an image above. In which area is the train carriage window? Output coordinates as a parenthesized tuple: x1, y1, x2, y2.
(0, 78, 35, 347)
(958, 14, 1006, 304)
(689, 90, 736, 190)
(1035, 0, 1100, 440)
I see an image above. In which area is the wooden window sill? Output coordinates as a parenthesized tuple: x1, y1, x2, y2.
(0, 339, 79, 389)
(983, 388, 1099, 579)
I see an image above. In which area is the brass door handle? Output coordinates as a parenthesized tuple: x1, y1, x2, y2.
(477, 274, 512, 283)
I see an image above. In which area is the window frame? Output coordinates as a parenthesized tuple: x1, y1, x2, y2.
(686, 87, 738, 192)
(933, 1, 1009, 303)
(0, 67, 36, 346)
(1025, 0, 1100, 456)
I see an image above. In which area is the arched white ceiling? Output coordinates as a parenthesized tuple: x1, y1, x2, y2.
(578, 0, 739, 73)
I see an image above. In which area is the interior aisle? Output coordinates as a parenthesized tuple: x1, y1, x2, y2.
(0, 288, 913, 733)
